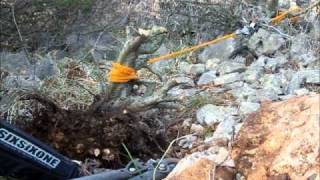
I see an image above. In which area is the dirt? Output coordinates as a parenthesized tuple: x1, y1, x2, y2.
(16, 93, 182, 169)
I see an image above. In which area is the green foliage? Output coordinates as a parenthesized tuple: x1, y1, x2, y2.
(187, 95, 211, 109)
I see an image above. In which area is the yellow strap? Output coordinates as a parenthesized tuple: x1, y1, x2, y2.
(108, 63, 138, 83)
(147, 33, 237, 63)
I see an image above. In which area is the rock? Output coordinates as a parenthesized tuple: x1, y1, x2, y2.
(35, 55, 60, 80)
(189, 64, 206, 76)
(232, 94, 320, 180)
(229, 83, 257, 102)
(0, 51, 30, 75)
(178, 135, 197, 149)
(173, 76, 195, 87)
(205, 117, 236, 143)
(254, 88, 279, 102)
(3, 75, 41, 90)
(260, 74, 285, 95)
(214, 72, 243, 85)
(287, 70, 320, 94)
(239, 102, 261, 115)
(178, 62, 205, 76)
(294, 88, 310, 96)
(198, 38, 236, 62)
(248, 29, 286, 55)
(197, 71, 216, 85)
(224, 81, 244, 89)
(196, 104, 238, 126)
(150, 45, 175, 74)
(217, 62, 246, 75)
(250, 56, 267, 68)
(165, 147, 232, 180)
(168, 87, 198, 97)
(190, 124, 205, 135)
(264, 56, 288, 71)
(178, 61, 190, 74)
(205, 58, 222, 71)
(243, 67, 263, 83)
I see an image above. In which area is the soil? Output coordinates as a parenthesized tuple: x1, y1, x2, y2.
(16, 93, 183, 169)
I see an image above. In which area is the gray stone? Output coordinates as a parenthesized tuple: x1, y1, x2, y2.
(205, 117, 237, 142)
(250, 56, 267, 68)
(178, 62, 190, 74)
(35, 55, 60, 80)
(218, 62, 246, 75)
(290, 33, 309, 55)
(150, 45, 175, 74)
(249, 29, 286, 55)
(229, 83, 257, 101)
(214, 72, 243, 85)
(205, 58, 222, 71)
(0, 51, 30, 75)
(197, 71, 216, 85)
(254, 89, 279, 102)
(173, 76, 195, 87)
(294, 88, 310, 96)
(265, 56, 288, 71)
(287, 70, 320, 94)
(196, 104, 238, 126)
(243, 67, 263, 83)
(167, 87, 198, 97)
(178, 134, 197, 149)
(240, 102, 261, 115)
(224, 81, 244, 89)
(189, 64, 206, 76)
(260, 74, 285, 95)
(198, 38, 236, 62)
(3, 75, 41, 90)
(178, 62, 205, 76)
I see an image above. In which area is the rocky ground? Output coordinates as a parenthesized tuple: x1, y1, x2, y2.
(0, 0, 319, 179)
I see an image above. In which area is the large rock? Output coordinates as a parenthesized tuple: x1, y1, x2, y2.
(0, 51, 30, 75)
(287, 69, 320, 94)
(239, 102, 261, 115)
(248, 29, 286, 55)
(214, 72, 243, 85)
(232, 94, 320, 180)
(205, 58, 222, 71)
(178, 62, 205, 76)
(217, 62, 246, 75)
(35, 55, 60, 80)
(260, 74, 286, 95)
(198, 38, 236, 62)
(197, 71, 216, 85)
(150, 45, 175, 74)
(196, 104, 238, 126)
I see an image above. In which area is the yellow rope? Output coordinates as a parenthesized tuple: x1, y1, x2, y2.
(108, 4, 310, 83)
(147, 33, 237, 63)
(271, 5, 302, 25)
(108, 63, 138, 83)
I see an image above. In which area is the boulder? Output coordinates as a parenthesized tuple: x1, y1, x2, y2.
(196, 104, 238, 126)
(197, 71, 216, 85)
(198, 38, 236, 62)
(214, 72, 243, 85)
(217, 62, 246, 75)
(232, 94, 320, 180)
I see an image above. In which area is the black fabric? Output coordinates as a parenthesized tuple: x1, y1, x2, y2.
(0, 119, 80, 180)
